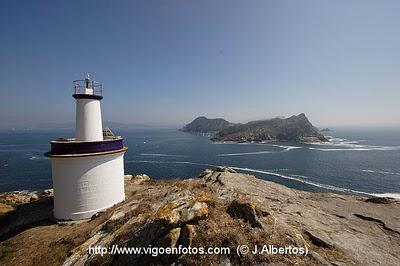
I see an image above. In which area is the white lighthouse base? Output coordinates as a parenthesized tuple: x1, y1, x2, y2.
(50, 151, 126, 220)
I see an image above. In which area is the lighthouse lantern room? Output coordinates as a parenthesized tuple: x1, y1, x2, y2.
(45, 75, 128, 220)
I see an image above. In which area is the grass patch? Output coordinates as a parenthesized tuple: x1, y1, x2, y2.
(0, 241, 13, 261)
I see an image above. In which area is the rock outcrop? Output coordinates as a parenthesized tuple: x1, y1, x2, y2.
(0, 169, 399, 266)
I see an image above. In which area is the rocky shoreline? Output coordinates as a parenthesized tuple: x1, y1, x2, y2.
(1, 167, 399, 265)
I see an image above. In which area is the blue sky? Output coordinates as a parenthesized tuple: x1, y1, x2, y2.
(0, 0, 399, 129)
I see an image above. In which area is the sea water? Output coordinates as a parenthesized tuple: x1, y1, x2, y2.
(0, 128, 399, 199)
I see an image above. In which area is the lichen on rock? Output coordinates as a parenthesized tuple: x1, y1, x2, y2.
(0, 167, 399, 266)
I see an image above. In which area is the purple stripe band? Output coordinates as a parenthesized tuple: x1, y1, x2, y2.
(47, 139, 124, 156)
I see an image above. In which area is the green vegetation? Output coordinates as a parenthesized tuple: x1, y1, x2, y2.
(0, 241, 13, 261)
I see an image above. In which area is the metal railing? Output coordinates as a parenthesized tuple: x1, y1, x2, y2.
(73, 79, 103, 96)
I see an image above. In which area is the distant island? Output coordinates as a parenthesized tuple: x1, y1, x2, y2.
(181, 113, 327, 143)
(180, 116, 235, 134)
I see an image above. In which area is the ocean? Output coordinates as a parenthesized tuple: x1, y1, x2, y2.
(0, 128, 399, 198)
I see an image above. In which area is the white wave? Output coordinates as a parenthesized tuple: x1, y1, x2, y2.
(362, 169, 400, 176)
(230, 166, 379, 196)
(212, 141, 256, 145)
(369, 193, 400, 200)
(216, 145, 302, 156)
(213, 141, 302, 149)
(126, 160, 393, 197)
(126, 160, 217, 168)
(213, 136, 398, 153)
(308, 146, 399, 151)
(308, 136, 400, 152)
(267, 168, 290, 172)
(291, 174, 311, 179)
(29, 156, 45, 160)
(216, 151, 274, 156)
(310, 137, 357, 146)
(269, 144, 302, 151)
(140, 153, 181, 157)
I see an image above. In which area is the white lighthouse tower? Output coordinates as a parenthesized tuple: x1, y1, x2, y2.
(46, 75, 128, 220)
(75, 74, 104, 142)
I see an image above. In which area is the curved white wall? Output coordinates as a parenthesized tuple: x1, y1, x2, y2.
(75, 98, 103, 141)
(51, 151, 126, 220)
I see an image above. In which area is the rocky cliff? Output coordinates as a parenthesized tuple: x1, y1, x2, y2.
(0, 168, 399, 266)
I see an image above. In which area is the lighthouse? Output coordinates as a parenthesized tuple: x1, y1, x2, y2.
(45, 75, 128, 220)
